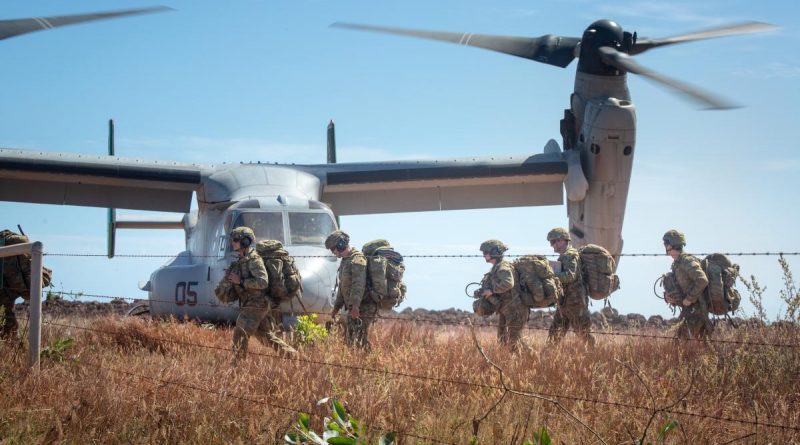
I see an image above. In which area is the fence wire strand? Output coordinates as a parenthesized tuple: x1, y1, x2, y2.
(42, 251, 800, 258)
(76, 358, 456, 445)
(38, 319, 800, 433)
(42, 290, 800, 350)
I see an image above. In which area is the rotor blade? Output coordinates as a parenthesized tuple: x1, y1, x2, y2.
(0, 6, 172, 41)
(332, 22, 580, 68)
(631, 21, 777, 55)
(598, 46, 737, 110)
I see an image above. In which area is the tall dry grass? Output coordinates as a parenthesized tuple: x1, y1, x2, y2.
(1, 314, 798, 444)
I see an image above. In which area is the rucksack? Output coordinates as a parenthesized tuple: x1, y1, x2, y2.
(701, 253, 741, 315)
(578, 244, 620, 300)
(1, 229, 52, 297)
(255, 240, 301, 302)
(512, 255, 561, 308)
(362, 239, 406, 310)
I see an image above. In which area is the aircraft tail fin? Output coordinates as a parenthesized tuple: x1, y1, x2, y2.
(327, 120, 337, 164)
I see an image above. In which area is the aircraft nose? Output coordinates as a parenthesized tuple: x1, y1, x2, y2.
(280, 258, 335, 314)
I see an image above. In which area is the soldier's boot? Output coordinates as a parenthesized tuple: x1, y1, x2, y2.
(547, 320, 566, 344)
(497, 327, 509, 346)
(507, 328, 523, 354)
(232, 327, 249, 363)
(354, 320, 371, 350)
(1, 310, 18, 341)
(265, 332, 298, 356)
(674, 319, 692, 341)
(579, 331, 596, 349)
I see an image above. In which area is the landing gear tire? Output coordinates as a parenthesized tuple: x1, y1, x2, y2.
(125, 303, 150, 317)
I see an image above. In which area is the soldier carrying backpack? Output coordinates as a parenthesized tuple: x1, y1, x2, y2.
(362, 239, 406, 311)
(255, 239, 303, 309)
(1, 228, 53, 339)
(578, 244, 620, 302)
(701, 253, 741, 317)
(512, 255, 561, 309)
(660, 229, 712, 340)
(473, 240, 528, 352)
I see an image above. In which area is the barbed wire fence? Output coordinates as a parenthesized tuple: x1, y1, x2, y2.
(3, 249, 799, 441)
(30, 318, 800, 434)
(41, 290, 800, 350)
(42, 251, 800, 258)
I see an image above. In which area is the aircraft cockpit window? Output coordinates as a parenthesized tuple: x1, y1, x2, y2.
(288, 212, 336, 246)
(232, 212, 285, 243)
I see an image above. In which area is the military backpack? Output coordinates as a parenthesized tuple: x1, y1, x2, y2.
(472, 297, 496, 317)
(701, 253, 741, 315)
(362, 239, 406, 310)
(578, 244, 620, 300)
(1, 229, 52, 297)
(255, 240, 302, 301)
(512, 255, 561, 308)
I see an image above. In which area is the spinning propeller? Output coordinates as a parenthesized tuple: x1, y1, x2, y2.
(333, 20, 777, 110)
(0, 6, 171, 42)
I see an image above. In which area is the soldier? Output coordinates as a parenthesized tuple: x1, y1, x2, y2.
(547, 227, 595, 347)
(327, 230, 376, 349)
(1, 230, 32, 340)
(478, 239, 527, 352)
(662, 229, 711, 340)
(214, 226, 296, 361)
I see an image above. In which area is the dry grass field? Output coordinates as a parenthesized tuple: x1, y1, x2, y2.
(1, 312, 798, 445)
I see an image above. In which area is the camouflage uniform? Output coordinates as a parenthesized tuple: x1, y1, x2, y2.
(1, 231, 31, 339)
(215, 246, 295, 359)
(482, 259, 527, 352)
(0, 289, 20, 339)
(332, 248, 376, 349)
(549, 247, 594, 346)
(670, 253, 711, 340)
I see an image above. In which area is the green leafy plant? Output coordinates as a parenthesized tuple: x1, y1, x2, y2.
(295, 314, 328, 345)
(40, 337, 74, 363)
(523, 426, 552, 445)
(284, 398, 395, 445)
(635, 418, 679, 445)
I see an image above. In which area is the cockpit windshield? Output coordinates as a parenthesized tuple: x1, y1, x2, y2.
(232, 212, 284, 243)
(288, 212, 336, 246)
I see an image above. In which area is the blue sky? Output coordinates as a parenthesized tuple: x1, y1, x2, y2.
(1, 0, 798, 319)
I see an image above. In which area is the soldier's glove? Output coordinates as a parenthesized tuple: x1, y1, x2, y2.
(664, 292, 680, 305)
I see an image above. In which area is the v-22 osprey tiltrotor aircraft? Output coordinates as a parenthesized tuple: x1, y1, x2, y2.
(0, 7, 775, 322)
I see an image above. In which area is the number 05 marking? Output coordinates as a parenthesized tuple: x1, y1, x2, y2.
(175, 281, 199, 306)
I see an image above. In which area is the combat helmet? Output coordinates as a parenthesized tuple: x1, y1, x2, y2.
(547, 227, 571, 242)
(230, 226, 256, 247)
(325, 230, 350, 252)
(662, 229, 686, 248)
(479, 239, 508, 257)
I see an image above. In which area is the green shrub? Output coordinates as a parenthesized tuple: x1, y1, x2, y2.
(285, 398, 396, 445)
(40, 337, 74, 363)
(295, 314, 328, 345)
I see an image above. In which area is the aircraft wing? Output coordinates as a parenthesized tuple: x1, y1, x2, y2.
(301, 152, 567, 215)
(0, 148, 205, 212)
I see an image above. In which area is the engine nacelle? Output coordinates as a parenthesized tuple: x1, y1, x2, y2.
(567, 96, 636, 262)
